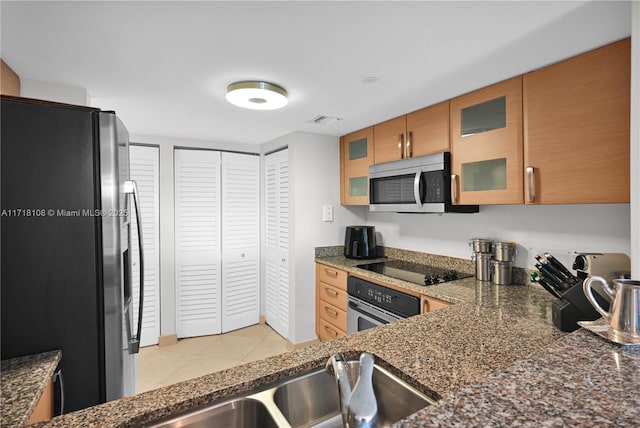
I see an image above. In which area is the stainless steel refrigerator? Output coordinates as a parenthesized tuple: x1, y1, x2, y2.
(1, 96, 144, 413)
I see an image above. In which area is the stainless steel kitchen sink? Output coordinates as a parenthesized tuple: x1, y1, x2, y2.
(274, 360, 435, 427)
(146, 358, 435, 428)
(146, 397, 280, 428)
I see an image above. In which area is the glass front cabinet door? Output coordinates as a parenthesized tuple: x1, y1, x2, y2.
(341, 127, 374, 205)
(450, 76, 524, 205)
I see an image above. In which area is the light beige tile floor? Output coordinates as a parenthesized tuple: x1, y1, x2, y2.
(137, 324, 291, 393)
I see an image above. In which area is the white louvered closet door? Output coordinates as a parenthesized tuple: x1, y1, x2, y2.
(221, 152, 260, 332)
(129, 145, 160, 347)
(175, 149, 222, 338)
(264, 149, 289, 339)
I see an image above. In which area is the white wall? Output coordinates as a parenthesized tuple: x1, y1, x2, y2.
(21, 78, 88, 105)
(130, 133, 259, 337)
(262, 132, 365, 343)
(367, 204, 630, 269)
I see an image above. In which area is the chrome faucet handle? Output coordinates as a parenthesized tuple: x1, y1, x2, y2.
(348, 353, 378, 428)
(326, 354, 352, 427)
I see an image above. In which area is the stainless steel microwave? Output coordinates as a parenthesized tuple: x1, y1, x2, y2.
(369, 152, 479, 213)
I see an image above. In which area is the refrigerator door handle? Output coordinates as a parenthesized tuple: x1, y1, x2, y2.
(124, 180, 144, 354)
(53, 368, 64, 415)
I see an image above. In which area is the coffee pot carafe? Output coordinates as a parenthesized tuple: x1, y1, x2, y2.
(583, 276, 640, 344)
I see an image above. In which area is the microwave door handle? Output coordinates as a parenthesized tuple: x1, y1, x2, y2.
(124, 180, 144, 354)
(413, 170, 423, 208)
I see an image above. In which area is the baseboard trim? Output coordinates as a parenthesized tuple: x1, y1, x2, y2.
(288, 338, 320, 350)
(158, 334, 178, 347)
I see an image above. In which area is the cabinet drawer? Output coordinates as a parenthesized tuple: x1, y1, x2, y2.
(318, 317, 347, 341)
(318, 282, 347, 311)
(317, 265, 347, 290)
(318, 300, 347, 332)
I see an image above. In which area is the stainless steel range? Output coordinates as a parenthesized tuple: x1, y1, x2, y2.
(347, 260, 470, 333)
(356, 259, 472, 286)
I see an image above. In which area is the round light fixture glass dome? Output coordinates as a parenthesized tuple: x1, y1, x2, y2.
(226, 81, 288, 110)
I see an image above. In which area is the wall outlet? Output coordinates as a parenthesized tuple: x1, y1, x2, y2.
(322, 204, 334, 222)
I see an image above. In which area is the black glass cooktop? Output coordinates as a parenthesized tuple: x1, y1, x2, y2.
(356, 259, 472, 286)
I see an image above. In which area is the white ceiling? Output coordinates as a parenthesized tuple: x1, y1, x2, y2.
(0, 1, 632, 146)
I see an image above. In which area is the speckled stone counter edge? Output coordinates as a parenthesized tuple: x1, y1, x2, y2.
(1, 350, 61, 428)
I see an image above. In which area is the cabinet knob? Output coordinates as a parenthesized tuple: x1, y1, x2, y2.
(325, 287, 339, 297)
(324, 268, 338, 277)
(241, 253, 245, 258)
(325, 307, 338, 318)
(324, 325, 338, 337)
(406, 131, 412, 158)
(397, 134, 405, 159)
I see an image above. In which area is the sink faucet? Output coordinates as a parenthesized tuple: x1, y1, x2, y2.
(326, 353, 378, 428)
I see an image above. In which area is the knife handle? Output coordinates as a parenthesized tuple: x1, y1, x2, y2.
(538, 276, 561, 298)
(537, 263, 570, 292)
(544, 253, 576, 280)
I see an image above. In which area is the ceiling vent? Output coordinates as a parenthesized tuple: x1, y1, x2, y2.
(310, 115, 342, 126)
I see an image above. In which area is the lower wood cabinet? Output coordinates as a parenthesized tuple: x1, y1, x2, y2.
(421, 295, 452, 314)
(316, 263, 348, 340)
(26, 376, 54, 425)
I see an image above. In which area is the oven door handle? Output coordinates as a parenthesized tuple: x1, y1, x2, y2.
(413, 170, 423, 209)
(348, 301, 390, 325)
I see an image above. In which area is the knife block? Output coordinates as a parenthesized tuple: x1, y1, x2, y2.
(551, 282, 608, 332)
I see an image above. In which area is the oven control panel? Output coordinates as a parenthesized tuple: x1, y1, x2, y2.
(347, 276, 420, 318)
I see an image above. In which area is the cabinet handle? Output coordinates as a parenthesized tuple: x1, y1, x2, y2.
(325, 307, 338, 317)
(325, 287, 338, 297)
(451, 174, 459, 204)
(397, 134, 404, 159)
(526, 166, 535, 203)
(324, 325, 338, 337)
(406, 131, 412, 158)
(324, 268, 338, 277)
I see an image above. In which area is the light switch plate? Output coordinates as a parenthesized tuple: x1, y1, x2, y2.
(323, 204, 334, 222)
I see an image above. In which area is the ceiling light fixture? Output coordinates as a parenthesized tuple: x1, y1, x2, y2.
(226, 81, 288, 110)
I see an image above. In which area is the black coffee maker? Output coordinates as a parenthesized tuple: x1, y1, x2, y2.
(344, 226, 377, 259)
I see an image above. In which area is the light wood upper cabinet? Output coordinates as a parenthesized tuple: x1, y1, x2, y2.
(374, 116, 407, 164)
(340, 127, 374, 205)
(523, 38, 630, 204)
(373, 101, 450, 165)
(407, 101, 450, 157)
(450, 76, 524, 205)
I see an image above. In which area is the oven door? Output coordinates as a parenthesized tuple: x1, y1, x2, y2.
(347, 296, 403, 334)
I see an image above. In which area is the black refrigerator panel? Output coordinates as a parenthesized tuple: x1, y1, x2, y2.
(1, 97, 105, 412)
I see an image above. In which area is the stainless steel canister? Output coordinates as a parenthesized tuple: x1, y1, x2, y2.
(470, 238, 493, 254)
(474, 253, 493, 281)
(492, 260, 513, 285)
(493, 242, 517, 262)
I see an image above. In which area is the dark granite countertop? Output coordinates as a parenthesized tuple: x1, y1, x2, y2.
(1, 350, 61, 427)
(28, 253, 639, 427)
